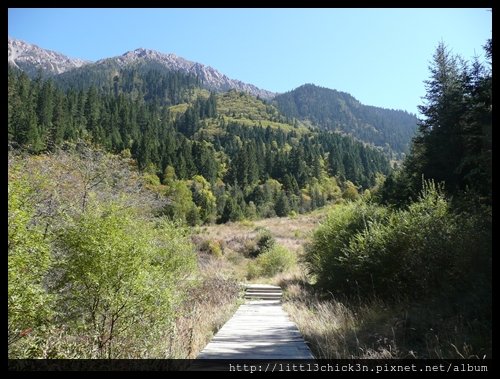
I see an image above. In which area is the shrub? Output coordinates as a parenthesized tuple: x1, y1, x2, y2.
(255, 229, 275, 256)
(246, 261, 261, 280)
(241, 229, 276, 258)
(200, 239, 224, 258)
(143, 172, 161, 186)
(341, 185, 454, 298)
(8, 166, 53, 355)
(305, 200, 388, 291)
(247, 245, 296, 279)
(342, 181, 359, 201)
(306, 181, 491, 301)
(54, 203, 197, 358)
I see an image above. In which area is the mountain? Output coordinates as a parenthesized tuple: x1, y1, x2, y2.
(8, 37, 274, 100)
(94, 48, 276, 99)
(7, 37, 414, 157)
(274, 84, 418, 155)
(8, 37, 90, 77)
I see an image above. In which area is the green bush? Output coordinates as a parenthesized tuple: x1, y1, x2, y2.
(306, 181, 491, 300)
(55, 202, 197, 358)
(246, 261, 261, 280)
(247, 245, 296, 279)
(8, 167, 53, 355)
(242, 229, 276, 258)
(305, 200, 388, 291)
(255, 229, 275, 256)
(201, 239, 224, 258)
(341, 182, 454, 298)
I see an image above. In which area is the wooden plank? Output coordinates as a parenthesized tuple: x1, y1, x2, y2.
(197, 289, 314, 359)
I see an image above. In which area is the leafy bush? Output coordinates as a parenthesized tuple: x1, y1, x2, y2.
(241, 229, 276, 258)
(306, 181, 491, 300)
(200, 239, 224, 258)
(341, 182, 455, 298)
(305, 200, 388, 291)
(10, 148, 244, 358)
(54, 202, 197, 358)
(8, 166, 53, 354)
(247, 245, 295, 279)
(246, 261, 260, 280)
(255, 229, 276, 256)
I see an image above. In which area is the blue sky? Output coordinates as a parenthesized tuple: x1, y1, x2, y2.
(8, 8, 491, 115)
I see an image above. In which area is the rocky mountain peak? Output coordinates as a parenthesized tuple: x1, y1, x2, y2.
(110, 47, 276, 99)
(8, 37, 90, 76)
(8, 38, 275, 99)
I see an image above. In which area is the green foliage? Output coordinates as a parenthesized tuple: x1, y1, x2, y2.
(55, 202, 196, 357)
(245, 201, 258, 220)
(8, 149, 201, 358)
(381, 41, 492, 207)
(306, 181, 491, 301)
(191, 175, 217, 224)
(241, 228, 276, 258)
(246, 262, 261, 280)
(254, 229, 276, 257)
(247, 245, 296, 279)
(201, 239, 224, 258)
(216, 90, 298, 130)
(342, 180, 359, 201)
(275, 191, 290, 217)
(219, 196, 244, 223)
(305, 200, 388, 291)
(8, 60, 392, 226)
(143, 172, 161, 186)
(8, 166, 53, 352)
(164, 180, 200, 226)
(162, 165, 177, 185)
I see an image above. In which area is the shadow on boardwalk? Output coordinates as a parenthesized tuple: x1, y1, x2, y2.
(197, 286, 314, 360)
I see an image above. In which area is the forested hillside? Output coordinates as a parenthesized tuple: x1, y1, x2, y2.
(8, 65, 390, 225)
(274, 84, 418, 156)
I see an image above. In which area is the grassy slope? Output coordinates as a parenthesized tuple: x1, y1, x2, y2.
(206, 90, 310, 134)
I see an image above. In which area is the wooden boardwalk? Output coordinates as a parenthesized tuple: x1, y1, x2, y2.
(197, 285, 314, 359)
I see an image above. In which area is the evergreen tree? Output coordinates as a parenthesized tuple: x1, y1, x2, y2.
(382, 40, 492, 206)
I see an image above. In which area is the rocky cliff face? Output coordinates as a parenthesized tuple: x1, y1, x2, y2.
(98, 48, 275, 99)
(8, 38, 275, 99)
(8, 37, 90, 76)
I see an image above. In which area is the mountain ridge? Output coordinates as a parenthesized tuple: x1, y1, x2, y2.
(274, 83, 418, 155)
(8, 37, 275, 100)
(8, 37, 90, 76)
(95, 47, 276, 99)
(8, 37, 417, 155)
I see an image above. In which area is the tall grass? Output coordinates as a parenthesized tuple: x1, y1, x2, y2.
(283, 281, 491, 359)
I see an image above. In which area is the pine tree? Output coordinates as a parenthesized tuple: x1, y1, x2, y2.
(383, 40, 492, 205)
